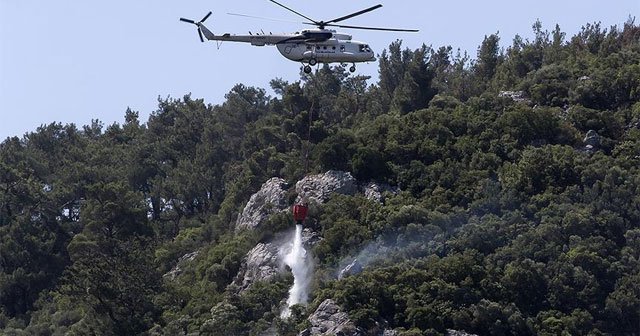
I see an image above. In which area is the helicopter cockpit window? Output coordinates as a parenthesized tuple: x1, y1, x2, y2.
(307, 45, 312, 50)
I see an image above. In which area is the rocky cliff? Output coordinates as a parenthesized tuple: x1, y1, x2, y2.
(230, 242, 282, 292)
(299, 299, 363, 336)
(236, 177, 289, 231)
(295, 170, 357, 204)
(232, 171, 362, 292)
(231, 228, 320, 293)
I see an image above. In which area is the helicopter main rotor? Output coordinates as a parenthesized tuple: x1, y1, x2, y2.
(269, 0, 418, 32)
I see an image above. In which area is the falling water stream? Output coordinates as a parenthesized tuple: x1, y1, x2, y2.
(281, 224, 312, 317)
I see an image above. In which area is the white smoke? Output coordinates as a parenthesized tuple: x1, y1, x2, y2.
(336, 224, 445, 279)
(280, 224, 314, 317)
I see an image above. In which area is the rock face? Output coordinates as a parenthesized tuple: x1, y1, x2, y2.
(361, 182, 397, 204)
(299, 299, 362, 336)
(338, 259, 363, 280)
(232, 172, 399, 298)
(232, 228, 322, 293)
(237, 172, 392, 232)
(302, 227, 322, 247)
(498, 90, 530, 104)
(236, 177, 289, 231)
(446, 330, 479, 336)
(163, 251, 199, 281)
(627, 119, 640, 131)
(232, 170, 351, 293)
(296, 170, 357, 204)
(584, 129, 600, 146)
(583, 129, 600, 152)
(231, 242, 281, 292)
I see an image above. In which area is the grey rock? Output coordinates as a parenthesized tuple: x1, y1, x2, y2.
(626, 119, 640, 131)
(236, 177, 289, 231)
(361, 182, 398, 204)
(498, 90, 530, 103)
(163, 251, 199, 280)
(231, 228, 321, 293)
(584, 130, 600, 149)
(302, 227, 323, 248)
(299, 299, 363, 336)
(446, 330, 479, 336)
(296, 170, 357, 204)
(338, 259, 363, 280)
(231, 242, 281, 292)
(559, 105, 571, 121)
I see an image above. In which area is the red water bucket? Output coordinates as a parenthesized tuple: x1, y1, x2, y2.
(292, 203, 308, 223)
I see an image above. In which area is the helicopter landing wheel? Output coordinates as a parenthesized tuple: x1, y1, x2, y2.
(349, 65, 356, 73)
(309, 58, 317, 66)
(304, 65, 312, 74)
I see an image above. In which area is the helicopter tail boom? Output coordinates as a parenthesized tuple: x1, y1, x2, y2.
(181, 12, 303, 46)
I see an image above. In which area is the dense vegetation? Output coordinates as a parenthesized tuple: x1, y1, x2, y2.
(1, 19, 639, 335)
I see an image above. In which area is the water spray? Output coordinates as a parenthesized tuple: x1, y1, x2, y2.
(281, 201, 312, 317)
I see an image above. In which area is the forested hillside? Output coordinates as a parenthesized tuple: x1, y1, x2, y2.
(1, 19, 639, 335)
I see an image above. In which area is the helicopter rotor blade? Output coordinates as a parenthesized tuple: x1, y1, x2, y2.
(201, 11, 212, 23)
(269, 0, 317, 24)
(227, 12, 301, 24)
(326, 23, 418, 32)
(180, 13, 212, 42)
(325, 4, 382, 24)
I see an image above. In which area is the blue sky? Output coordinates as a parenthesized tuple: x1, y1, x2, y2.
(1, 0, 638, 139)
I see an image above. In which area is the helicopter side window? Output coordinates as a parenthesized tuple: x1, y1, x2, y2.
(340, 45, 345, 52)
(307, 45, 312, 50)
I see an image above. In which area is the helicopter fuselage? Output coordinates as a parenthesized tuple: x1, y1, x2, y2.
(276, 39, 376, 63)
(199, 25, 375, 65)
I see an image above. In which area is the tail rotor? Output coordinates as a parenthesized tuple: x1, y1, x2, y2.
(180, 11, 212, 42)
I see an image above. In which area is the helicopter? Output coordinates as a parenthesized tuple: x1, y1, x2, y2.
(180, 0, 418, 74)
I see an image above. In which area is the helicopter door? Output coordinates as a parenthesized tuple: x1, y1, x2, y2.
(302, 45, 316, 60)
